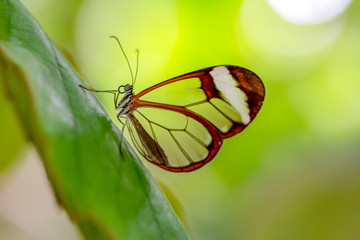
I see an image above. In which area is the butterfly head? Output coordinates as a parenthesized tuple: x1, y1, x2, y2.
(118, 84, 133, 94)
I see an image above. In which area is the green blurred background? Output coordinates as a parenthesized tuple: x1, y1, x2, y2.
(1, 0, 360, 239)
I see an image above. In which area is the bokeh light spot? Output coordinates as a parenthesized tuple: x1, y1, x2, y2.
(266, 0, 352, 25)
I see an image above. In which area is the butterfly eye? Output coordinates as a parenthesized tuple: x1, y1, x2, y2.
(118, 85, 126, 93)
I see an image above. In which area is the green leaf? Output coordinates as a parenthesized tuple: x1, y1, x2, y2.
(0, 69, 26, 172)
(0, 0, 190, 239)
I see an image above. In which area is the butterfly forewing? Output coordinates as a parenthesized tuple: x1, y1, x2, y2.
(134, 65, 265, 139)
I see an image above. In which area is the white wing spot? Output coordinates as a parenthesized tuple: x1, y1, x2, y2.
(209, 66, 250, 124)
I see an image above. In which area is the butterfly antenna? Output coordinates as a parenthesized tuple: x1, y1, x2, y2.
(110, 35, 135, 84)
(133, 48, 140, 86)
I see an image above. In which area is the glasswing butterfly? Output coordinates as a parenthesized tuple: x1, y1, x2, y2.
(79, 36, 265, 172)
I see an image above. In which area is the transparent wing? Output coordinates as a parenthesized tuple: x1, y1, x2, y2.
(134, 65, 265, 138)
(126, 106, 222, 172)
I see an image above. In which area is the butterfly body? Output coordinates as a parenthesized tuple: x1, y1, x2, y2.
(116, 84, 134, 117)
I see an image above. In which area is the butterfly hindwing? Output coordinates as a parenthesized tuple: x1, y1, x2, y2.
(126, 105, 222, 172)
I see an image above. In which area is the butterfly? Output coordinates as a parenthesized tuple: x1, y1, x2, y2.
(79, 36, 265, 172)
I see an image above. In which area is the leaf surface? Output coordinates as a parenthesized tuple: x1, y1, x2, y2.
(0, 0, 190, 239)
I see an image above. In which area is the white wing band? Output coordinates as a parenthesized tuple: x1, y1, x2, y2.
(210, 66, 250, 124)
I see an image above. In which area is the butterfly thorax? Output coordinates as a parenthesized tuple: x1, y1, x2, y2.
(117, 84, 134, 116)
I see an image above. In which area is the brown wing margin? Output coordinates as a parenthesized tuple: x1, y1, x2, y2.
(134, 65, 265, 139)
(221, 65, 265, 138)
(129, 100, 223, 172)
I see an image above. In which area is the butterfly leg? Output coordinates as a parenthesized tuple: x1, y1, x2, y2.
(113, 92, 120, 109)
(117, 114, 128, 159)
